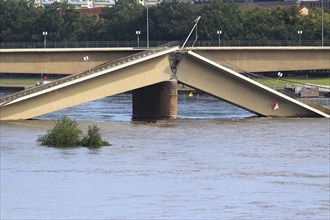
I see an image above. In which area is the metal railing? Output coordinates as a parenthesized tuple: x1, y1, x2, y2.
(1, 40, 329, 49)
(0, 42, 179, 106)
(0, 41, 174, 49)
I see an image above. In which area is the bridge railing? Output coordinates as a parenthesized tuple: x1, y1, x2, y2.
(0, 42, 179, 106)
(1, 40, 329, 49)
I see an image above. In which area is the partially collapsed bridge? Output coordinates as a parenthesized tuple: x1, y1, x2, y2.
(0, 44, 329, 120)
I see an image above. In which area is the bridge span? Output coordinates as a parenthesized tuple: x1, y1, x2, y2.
(0, 44, 329, 120)
(1, 46, 329, 74)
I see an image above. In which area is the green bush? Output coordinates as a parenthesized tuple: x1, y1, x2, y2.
(37, 115, 110, 148)
(81, 124, 111, 148)
(37, 115, 82, 147)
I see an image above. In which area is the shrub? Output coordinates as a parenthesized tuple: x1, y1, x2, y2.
(37, 115, 82, 147)
(37, 115, 110, 148)
(81, 124, 111, 148)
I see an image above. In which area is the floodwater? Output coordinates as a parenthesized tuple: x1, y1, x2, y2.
(1, 93, 329, 219)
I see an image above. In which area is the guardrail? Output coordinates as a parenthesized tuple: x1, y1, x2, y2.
(1, 40, 329, 49)
(0, 42, 179, 106)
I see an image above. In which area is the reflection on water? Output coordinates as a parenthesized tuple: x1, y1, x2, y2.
(1, 93, 329, 219)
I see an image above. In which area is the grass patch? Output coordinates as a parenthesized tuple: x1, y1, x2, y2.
(255, 76, 330, 89)
(0, 76, 62, 88)
(0, 77, 40, 88)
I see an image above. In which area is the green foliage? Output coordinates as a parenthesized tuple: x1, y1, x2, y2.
(37, 115, 82, 147)
(99, 3, 144, 41)
(153, 1, 197, 40)
(1, 0, 329, 42)
(81, 125, 111, 148)
(0, 0, 39, 41)
(37, 115, 110, 148)
(32, 2, 81, 41)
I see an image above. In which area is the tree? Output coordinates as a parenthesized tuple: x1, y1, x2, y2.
(152, 1, 197, 41)
(37, 115, 82, 147)
(32, 2, 81, 41)
(81, 125, 111, 148)
(0, 0, 39, 41)
(76, 13, 101, 41)
(0, 0, 329, 43)
(37, 115, 111, 148)
(99, 2, 144, 41)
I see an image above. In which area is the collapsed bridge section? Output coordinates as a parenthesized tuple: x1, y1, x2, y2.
(1, 47, 329, 120)
(175, 50, 329, 118)
(0, 45, 179, 120)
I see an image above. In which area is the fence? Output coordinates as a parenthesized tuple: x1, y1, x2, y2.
(1, 40, 329, 49)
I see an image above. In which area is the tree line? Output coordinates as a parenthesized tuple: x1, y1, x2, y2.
(0, 0, 329, 43)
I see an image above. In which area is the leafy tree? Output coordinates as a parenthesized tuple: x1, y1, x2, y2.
(0, 0, 329, 43)
(37, 115, 110, 148)
(297, 7, 330, 42)
(37, 115, 82, 147)
(76, 13, 101, 41)
(99, 1, 144, 41)
(152, 1, 197, 40)
(81, 125, 111, 148)
(0, 0, 38, 41)
(32, 2, 80, 41)
(241, 7, 281, 41)
(198, 0, 243, 40)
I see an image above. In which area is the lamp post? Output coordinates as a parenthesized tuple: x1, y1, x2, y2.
(217, 30, 222, 46)
(298, 30, 303, 46)
(136, 30, 141, 47)
(42, 31, 47, 48)
(83, 56, 91, 75)
(273, 72, 283, 90)
(321, 0, 324, 46)
(181, 16, 201, 50)
(192, 16, 201, 48)
(146, 0, 149, 48)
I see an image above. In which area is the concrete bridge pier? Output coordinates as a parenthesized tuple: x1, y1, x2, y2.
(132, 80, 178, 120)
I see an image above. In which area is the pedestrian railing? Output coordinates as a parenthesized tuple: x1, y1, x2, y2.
(1, 40, 329, 49)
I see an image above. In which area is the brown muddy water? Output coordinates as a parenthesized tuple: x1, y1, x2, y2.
(1, 93, 329, 219)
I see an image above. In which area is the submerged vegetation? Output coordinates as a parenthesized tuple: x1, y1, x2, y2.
(37, 115, 111, 148)
(81, 124, 111, 147)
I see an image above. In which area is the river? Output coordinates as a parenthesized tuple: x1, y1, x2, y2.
(1, 93, 329, 219)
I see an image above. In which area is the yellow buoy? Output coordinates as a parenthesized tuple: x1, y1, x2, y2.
(188, 92, 193, 97)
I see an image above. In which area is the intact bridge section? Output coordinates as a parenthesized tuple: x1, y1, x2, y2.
(0, 46, 329, 120)
(1, 47, 329, 74)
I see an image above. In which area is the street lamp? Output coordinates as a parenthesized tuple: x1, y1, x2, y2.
(192, 16, 201, 47)
(145, 0, 149, 48)
(83, 56, 91, 75)
(298, 30, 303, 46)
(136, 30, 141, 47)
(321, 0, 324, 46)
(273, 71, 283, 90)
(42, 31, 48, 48)
(217, 30, 222, 46)
(181, 16, 201, 50)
